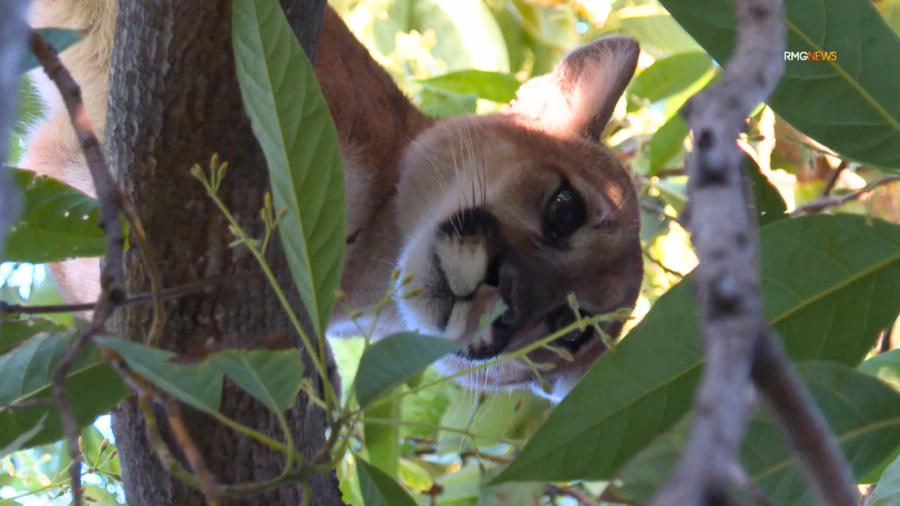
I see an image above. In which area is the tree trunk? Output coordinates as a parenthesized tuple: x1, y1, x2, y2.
(105, 1, 344, 504)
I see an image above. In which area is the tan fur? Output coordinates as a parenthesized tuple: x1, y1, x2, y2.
(26, 1, 643, 401)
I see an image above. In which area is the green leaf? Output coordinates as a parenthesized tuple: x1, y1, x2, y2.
(479, 466, 544, 506)
(494, 215, 900, 484)
(364, 394, 402, 478)
(660, 0, 900, 169)
(233, 0, 346, 337)
(401, 367, 458, 438)
(607, 6, 702, 56)
(418, 70, 520, 104)
(0, 413, 47, 459)
(95, 337, 223, 414)
(356, 456, 419, 506)
(1, 318, 66, 354)
(209, 349, 303, 413)
(398, 459, 434, 493)
(0, 332, 128, 450)
(4, 169, 105, 263)
(860, 349, 900, 390)
(859, 349, 900, 484)
(744, 157, 787, 226)
(613, 363, 900, 506)
(412, 0, 510, 72)
(20, 29, 84, 73)
(418, 89, 479, 118)
(627, 52, 713, 112)
(355, 333, 465, 409)
(872, 453, 900, 506)
(507, 0, 578, 50)
(648, 114, 689, 176)
(438, 389, 549, 454)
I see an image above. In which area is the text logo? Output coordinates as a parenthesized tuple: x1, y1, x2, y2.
(784, 51, 838, 61)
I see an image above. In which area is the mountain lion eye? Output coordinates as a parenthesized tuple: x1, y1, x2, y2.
(545, 183, 586, 240)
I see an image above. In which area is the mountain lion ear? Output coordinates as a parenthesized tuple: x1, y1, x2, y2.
(505, 36, 639, 140)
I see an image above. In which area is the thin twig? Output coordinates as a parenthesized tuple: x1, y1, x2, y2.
(650, 0, 787, 503)
(30, 31, 125, 301)
(51, 312, 109, 506)
(545, 485, 599, 506)
(751, 331, 859, 506)
(165, 397, 222, 505)
(28, 29, 214, 506)
(791, 175, 900, 217)
(0, 273, 259, 314)
(641, 200, 685, 228)
(117, 202, 166, 347)
(820, 160, 848, 197)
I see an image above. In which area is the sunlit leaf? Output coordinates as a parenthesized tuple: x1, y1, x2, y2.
(480, 466, 544, 506)
(648, 114, 688, 176)
(661, 0, 900, 168)
(413, 0, 511, 72)
(495, 215, 900, 484)
(507, 0, 578, 50)
(4, 169, 105, 263)
(613, 363, 900, 506)
(233, 0, 346, 337)
(418, 89, 478, 118)
(860, 349, 900, 390)
(419, 70, 520, 104)
(364, 394, 402, 477)
(438, 389, 549, 454)
(608, 6, 702, 56)
(356, 456, 419, 506)
(858, 349, 900, 483)
(872, 452, 900, 506)
(627, 52, 713, 112)
(355, 333, 464, 409)
(398, 458, 434, 493)
(0, 332, 128, 450)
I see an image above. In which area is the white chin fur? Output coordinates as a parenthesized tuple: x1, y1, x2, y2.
(531, 374, 579, 403)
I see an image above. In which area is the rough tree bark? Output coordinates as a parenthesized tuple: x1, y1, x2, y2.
(104, 1, 344, 505)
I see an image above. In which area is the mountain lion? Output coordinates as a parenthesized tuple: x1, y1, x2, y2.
(24, 0, 644, 401)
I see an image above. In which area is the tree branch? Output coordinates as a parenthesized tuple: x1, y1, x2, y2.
(30, 32, 126, 302)
(30, 29, 129, 506)
(545, 485, 599, 506)
(0, 273, 259, 314)
(649, 0, 787, 503)
(751, 331, 858, 506)
(790, 175, 900, 217)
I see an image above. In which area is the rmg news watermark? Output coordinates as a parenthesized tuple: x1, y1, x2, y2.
(784, 51, 837, 61)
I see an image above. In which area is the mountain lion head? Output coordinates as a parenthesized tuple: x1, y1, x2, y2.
(393, 37, 644, 401)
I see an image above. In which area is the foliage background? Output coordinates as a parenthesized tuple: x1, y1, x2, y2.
(7, 0, 900, 504)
